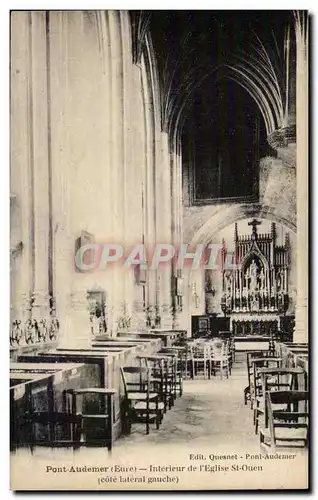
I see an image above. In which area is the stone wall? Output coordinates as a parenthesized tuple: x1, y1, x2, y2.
(10, 11, 182, 344)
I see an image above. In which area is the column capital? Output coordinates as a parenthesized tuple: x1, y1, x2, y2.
(267, 125, 296, 150)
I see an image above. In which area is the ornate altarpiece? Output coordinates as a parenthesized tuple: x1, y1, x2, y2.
(220, 220, 290, 336)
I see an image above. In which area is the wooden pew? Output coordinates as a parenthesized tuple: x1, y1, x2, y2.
(150, 329, 187, 347)
(18, 338, 161, 443)
(116, 330, 185, 347)
(18, 352, 107, 387)
(10, 361, 87, 450)
(116, 331, 174, 347)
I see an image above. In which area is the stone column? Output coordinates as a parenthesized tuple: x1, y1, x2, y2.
(107, 11, 127, 335)
(294, 14, 308, 343)
(10, 12, 34, 325)
(171, 138, 184, 329)
(48, 12, 73, 347)
(30, 12, 51, 322)
(140, 44, 159, 328)
(156, 131, 173, 329)
(121, 12, 147, 331)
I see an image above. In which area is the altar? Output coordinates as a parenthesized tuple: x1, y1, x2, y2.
(219, 219, 291, 345)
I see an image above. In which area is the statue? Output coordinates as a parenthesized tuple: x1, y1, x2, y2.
(49, 316, 59, 341)
(25, 319, 38, 344)
(10, 320, 23, 346)
(249, 259, 258, 291)
(38, 319, 48, 342)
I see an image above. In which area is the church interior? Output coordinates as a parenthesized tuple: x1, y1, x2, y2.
(10, 10, 308, 475)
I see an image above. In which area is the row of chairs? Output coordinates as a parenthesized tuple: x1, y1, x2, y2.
(185, 339, 233, 380)
(244, 345, 309, 452)
(120, 349, 184, 435)
(119, 338, 234, 436)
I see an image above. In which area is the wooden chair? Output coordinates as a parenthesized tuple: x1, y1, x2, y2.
(209, 340, 230, 379)
(219, 331, 235, 364)
(65, 387, 116, 450)
(254, 367, 306, 434)
(182, 342, 197, 379)
(158, 348, 184, 397)
(250, 356, 282, 410)
(137, 355, 174, 412)
(244, 350, 277, 406)
(188, 341, 210, 379)
(251, 357, 282, 406)
(120, 366, 164, 435)
(155, 353, 178, 402)
(229, 336, 236, 366)
(260, 390, 309, 452)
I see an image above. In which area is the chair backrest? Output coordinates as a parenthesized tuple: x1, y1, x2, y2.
(260, 367, 305, 395)
(268, 389, 309, 405)
(139, 355, 166, 379)
(120, 366, 150, 398)
(247, 350, 276, 368)
(251, 357, 282, 396)
(160, 347, 186, 360)
(189, 342, 210, 359)
(210, 340, 226, 357)
(266, 390, 309, 447)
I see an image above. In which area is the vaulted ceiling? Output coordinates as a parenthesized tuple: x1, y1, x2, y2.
(148, 11, 293, 136)
(144, 11, 294, 203)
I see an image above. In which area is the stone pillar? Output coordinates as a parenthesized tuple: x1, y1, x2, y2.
(107, 11, 126, 335)
(48, 12, 73, 347)
(294, 14, 308, 343)
(140, 46, 158, 327)
(10, 12, 34, 325)
(30, 12, 51, 322)
(122, 13, 148, 331)
(178, 267, 192, 334)
(156, 131, 173, 329)
(171, 137, 184, 329)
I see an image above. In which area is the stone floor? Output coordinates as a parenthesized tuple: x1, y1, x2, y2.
(114, 352, 260, 454)
(11, 353, 308, 490)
